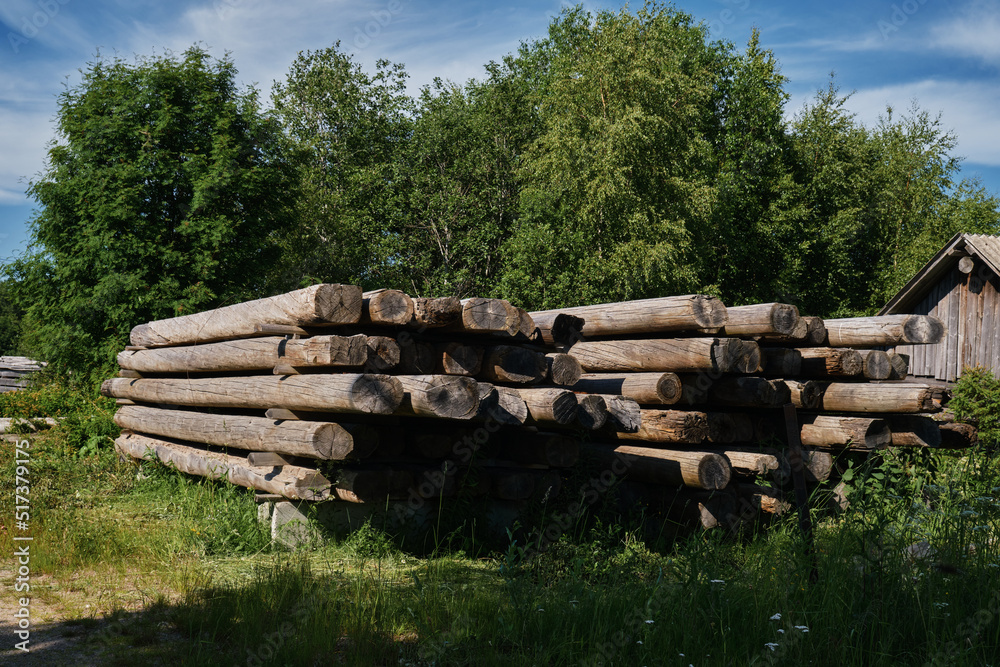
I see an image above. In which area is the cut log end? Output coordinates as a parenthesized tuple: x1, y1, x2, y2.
(696, 454, 731, 490)
(351, 374, 405, 414)
(693, 295, 728, 329)
(903, 315, 946, 345)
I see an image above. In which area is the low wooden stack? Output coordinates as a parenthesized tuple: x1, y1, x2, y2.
(0, 357, 45, 392)
(107, 286, 973, 535)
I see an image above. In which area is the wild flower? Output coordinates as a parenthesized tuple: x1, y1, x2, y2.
(794, 626, 809, 633)
(710, 579, 725, 584)
(764, 642, 779, 651)
(769, 613, 781, 621)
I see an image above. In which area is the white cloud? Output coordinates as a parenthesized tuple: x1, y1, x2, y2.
(929, 0, 1000, 66)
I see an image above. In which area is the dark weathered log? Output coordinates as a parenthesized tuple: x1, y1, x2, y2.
(480, 345, 547, 384)
(612, 409, 708, 444)
(571, 372, 682, 405)
(499, 432, 580, 467)
(434, 342, 483, 376)
(576, 394, 608, 430)
(515, 308, 539, 341)
(886, 415, 943, 448)
(758, 315, 827, 346)
(857, 349, 892, 380)
(800, 415, 891, 450)
(395, 375, 479, 420)
(397, 336, 436, 374)
(887, 352, 909, 380)
(115, 432, 330, 500)
(412, 296, 462, 328)
(332, 468, 415, 503)
(937, 422, 978, 448)
(514, 387, 579, 426)
(475, 383, 529, 425)
(130, 284, 362, 347)
(680, 375, 791, 408)
(763, 348, 862, 377)
(569, 338, 758, 373)
(118, 335, 372, 373)
(820, 383, 947, 413)
(531, 312, 585, 345)
(722, 448, 789, 484)
(114, 405, 377, 459)
(530, 295, 727, 337)
(361, 289, 414, 326)
(593, 444, 730, 490)
(714, 303, 800, 336)
(545, 353, 583, 386)
(800, 449, 833, 483)
(364, 336, 400, 372)
(486, 469, 536, 501)
(780, 379, 823, 410)
(706, 412, 754, 444)
(449, 298, 520, 335)
(824, 315, 945, 347)
(735, 483, 791, 515)
(102, 374, 403, 414)
(590, 394, 641, 432)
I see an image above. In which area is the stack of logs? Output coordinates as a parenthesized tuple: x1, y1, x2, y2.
(105, 285, 977, 534)
(0, 357, 45, 393)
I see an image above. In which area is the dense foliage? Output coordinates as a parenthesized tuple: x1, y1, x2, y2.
(2, 2, 1000, 376)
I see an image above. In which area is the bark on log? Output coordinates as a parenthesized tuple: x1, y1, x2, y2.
(819, 383, 947, 413)
(938, 422, 978, 448)
(394, 375, 480, 420)
(569, 338, 759, 373)
(480, 345, 547, 384)
(799, 415, 891, 449)
(103, 374, 402, 414)
(412, 297, 462, 328)
(857, 349, 892, 380)
(576, 394, 608, 430)
(714, 303, 800, 336)
(397, 336, 436, 374)
(530, 295, 727, 337)
(612, 409, 708, 444)
(887, 352, 909, 380)
(545, 353, 583, 387)
(434, 342, 483, 376)
(593, 444, 730, 490)
(113, 405, 377, 459)
(531, 312, 585, 345)
(885, 415, 943, 448)
(115, 432, 330, 500)
(824, 315, 945, 347)
(571, 372, 682, 405)
(130, 284, 362, 347)
(514, 387, 579, 426)
(361, 289, 414, 326)
(118, 335, 372, 373)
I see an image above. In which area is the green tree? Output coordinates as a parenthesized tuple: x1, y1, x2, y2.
(15, 47, 296, 381)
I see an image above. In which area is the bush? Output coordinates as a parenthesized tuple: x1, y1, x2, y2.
(951, 365, 1000, 448)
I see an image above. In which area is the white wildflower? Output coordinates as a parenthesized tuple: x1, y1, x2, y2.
(777, 629, 785, 634)
(769, 613, 781, 621)
(765, 642, 779, 651)
(794, 625, 809, 633)
(645, 619, 654, 624)
(710, 579, 725, 584)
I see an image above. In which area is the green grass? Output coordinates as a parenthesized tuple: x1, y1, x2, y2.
(2, 384, 1000, 665)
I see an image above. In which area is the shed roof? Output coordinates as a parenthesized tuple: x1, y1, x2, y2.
(880, 233, 1000, 314)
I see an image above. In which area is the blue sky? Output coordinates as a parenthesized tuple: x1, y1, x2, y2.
(2, 0, 999, 261)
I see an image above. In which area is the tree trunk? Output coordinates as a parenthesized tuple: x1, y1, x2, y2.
(130, 284, 362, 347)
(446, 298, 520, 335)
(530, 294, 727, 337)
(530, 312, 585, 345)
(576, 394, 608, 430)
(571, 372, 682, 405)
(713, 302, 800, 336)
(592, 444, 730, 490)
(857, 349, 892, 380)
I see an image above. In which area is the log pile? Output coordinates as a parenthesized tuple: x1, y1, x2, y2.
(107, 286, 970, 536)
(0, 357, 45, 392)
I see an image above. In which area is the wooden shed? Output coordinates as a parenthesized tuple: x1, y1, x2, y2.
(880, 233, 1000, 382)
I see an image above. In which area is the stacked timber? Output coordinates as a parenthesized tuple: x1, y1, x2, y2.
(0, 357, 45, 392)
(108, 286, 971, 538)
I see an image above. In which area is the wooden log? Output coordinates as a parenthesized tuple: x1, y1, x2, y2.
(571, 372, 682, 405)
(780, 379, 823, 410)
(395, 375, 479, 420)
(119, 369, 143, 378)
(824, 315, 945, 347)
(762, 348, 862, 377)
(364, 336, 400, 372)
(758, 316, 827, 346)
(735, 483, 791, 515)
(820, 383, 947, 413)
(576, 394, 608, 430)
(499, 432, 579, 467)
(397, 336, 436, 374)
(885, 415, 943, 448)
(799, 415, 891, 450)
(101, 374, 403, 415)
(714, 303, 800, 336)
(332, 468, 415, 503)
(530, 295, 727, 337)
(887, 352, 909, 380)
(480, 345, 547, 384)
(130, 284, 362, 347)
(514, 387, 579, 426)
(118, 335, 372, 373)
(800, 449, 833, 483)
(113, 405, 378, 459)
(706, 412, 754, 443)
(361, 289, 414, 326)
(568, 338, 759, 373)
(857, 349, 892, 380)
(412, 296, 462, 328)
(476, 383, 529, 425)
(515, 308, 539, 341)
(434, 342, 483, 376)
(531, 312, 585, 345)
(115, 432, 330, 500)
(680, 375, 791, 408)
(722, 448, 789, 484)
(545, 353, 582, 387)
(937, 422, 978, 448)
(246, 452, 292, 467)
(594, 444, 730, 490)
(448, 297, 520, 335)
(612, 409, 707, 444)
(590, 394, 641, 432)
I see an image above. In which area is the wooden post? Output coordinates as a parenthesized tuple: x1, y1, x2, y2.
(130, 284, 362, 347)
(449, 298, 521, 335)
(713, 303, 800, 336)
(856, 349, 892, 380)
(588, 394, 641, 432)
(571, 372, 682, 405)
(569, 338, 759, 373)
(530, 295, 727, 337)
(780, 379, 823, 410)
(531, 312, 585, 345)
(887, 352, 909, 380)
(576, 394, 608, 430)
(434, 342, 483, 376)
(763, 348, 863, 377)
(476, 383, 529, 425)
